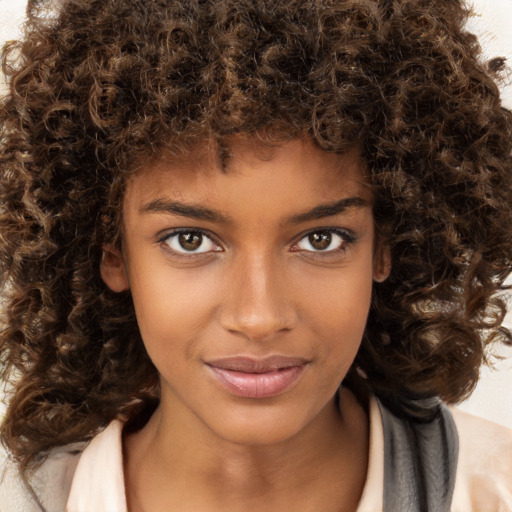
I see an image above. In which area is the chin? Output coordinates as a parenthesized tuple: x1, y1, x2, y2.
(202, 404, 318, 447)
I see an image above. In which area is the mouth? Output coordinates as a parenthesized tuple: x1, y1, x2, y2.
(205, 356, 309, 399)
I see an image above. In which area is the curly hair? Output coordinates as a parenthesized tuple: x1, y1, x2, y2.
(1, 0, 511, 468)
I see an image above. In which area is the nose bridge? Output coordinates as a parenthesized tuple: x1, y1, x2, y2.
(220, 250, 296, 341)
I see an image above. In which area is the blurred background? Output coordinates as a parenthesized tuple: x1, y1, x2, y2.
(1, 0, 511, 428)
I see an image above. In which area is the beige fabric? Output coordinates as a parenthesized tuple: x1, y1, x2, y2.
(355, 396, 384, 511)
(1, 394, 511, 511)
(354, 398, 512, 512)
(66, 420, 126, 512)
(64, 397, 512, 511)
(63, 399, 387, 511)
(0, 441, 82, 512)
(451, 408, 512, 511)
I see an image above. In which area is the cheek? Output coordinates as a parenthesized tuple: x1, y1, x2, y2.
(290, 266, 373, 402)
(127, 261, 222, 357)
(299, 262, 374, 355)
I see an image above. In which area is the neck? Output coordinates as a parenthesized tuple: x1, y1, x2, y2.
(124, 388, 369, 512)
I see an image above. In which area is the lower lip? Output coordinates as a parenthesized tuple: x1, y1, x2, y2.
(208, 365, 306, 399)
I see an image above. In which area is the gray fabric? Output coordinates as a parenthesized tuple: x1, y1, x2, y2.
(378, 397, 459, 512)
(1, 397, 459, 511)
(0, 442, 83, 512)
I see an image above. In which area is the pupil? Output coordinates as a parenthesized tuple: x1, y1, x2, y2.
(179, 232, 202, 251)
(309, 232, 331, 250)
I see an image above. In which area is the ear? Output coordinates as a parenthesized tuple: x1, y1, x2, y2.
(100, 245, 130, 292)
(373, 242, 391, 283)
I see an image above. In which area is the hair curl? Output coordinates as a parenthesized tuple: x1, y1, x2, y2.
(1, 0, 511, 468)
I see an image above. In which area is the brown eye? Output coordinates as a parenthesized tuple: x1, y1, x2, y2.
(308, 232, 332, 251)
(179, 232, 203, 251)
(163, 230, 219, 254)
(295, 229, 353, 253)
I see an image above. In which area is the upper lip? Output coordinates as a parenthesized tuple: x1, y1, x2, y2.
(205, 356, 309, 374)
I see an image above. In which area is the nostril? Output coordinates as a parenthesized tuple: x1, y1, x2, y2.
(220, 308, 297, 342)
(219, 259, 297, 340)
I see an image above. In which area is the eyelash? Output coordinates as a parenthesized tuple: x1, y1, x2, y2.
(157, 228, 222, 258)
(157, 227, 357, 259)
(290, 228, 356, 256)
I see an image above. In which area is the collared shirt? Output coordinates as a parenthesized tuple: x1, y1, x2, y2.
(64, 395, 385, 512)
(63, 395, 512, 512)
(1, 393, 512, 511)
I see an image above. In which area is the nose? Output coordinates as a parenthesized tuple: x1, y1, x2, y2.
(219, 254, 297, 342)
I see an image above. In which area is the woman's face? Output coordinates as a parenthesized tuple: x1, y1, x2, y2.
(101, 138, 389, 445)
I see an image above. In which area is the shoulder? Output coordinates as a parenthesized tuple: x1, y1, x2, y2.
(0, 420, 125, 512)
(0, 440, 85, 512)
(450, 407, 512, 511)
(65, 420, 126, 511)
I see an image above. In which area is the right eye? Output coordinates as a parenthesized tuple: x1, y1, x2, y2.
(160, 230, 221, 255)
(295, 230, 347, 252)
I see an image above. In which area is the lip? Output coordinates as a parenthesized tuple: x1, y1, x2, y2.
(205, 356, 309, 399)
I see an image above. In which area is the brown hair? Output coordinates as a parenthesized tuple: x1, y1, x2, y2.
(1, 0, 511, 468)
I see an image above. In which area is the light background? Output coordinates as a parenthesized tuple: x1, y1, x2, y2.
(1, 0, 512, 428)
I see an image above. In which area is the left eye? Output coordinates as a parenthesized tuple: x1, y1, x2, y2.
(295, 230, 350, 252)
(162, 231, 219, 254)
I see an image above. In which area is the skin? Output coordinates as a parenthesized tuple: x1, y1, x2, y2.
(101, 137, 390, 512)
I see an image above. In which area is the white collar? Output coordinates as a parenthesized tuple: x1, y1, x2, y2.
(65, 396, 384, 512)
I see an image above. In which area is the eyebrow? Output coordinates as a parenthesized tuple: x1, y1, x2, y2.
(140, 199, 231, 223)
(286, 197, 369, 224)
(140, 196, 369, 224)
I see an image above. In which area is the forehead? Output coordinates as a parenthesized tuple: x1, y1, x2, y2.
(124, 138, 371, 211)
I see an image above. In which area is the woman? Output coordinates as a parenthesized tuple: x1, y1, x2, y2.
(0, 0, 511, 510)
